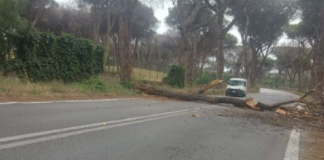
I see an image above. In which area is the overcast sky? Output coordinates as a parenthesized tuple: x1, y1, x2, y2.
(55, 0, 295, 45)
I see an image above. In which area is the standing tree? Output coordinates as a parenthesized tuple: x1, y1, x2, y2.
(25, 0, 58, 27)
(204, 0, 238, 79)
(0, 0, 28, 64)
(298, 0, 324, 103)
(234, 0, 295, 86)
(166, 0, 214, 85)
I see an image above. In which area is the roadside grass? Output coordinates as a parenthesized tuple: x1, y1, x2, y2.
(0, 74, 137, 101)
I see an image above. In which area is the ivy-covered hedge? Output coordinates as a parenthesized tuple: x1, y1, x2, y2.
(4, 28, 103, 82)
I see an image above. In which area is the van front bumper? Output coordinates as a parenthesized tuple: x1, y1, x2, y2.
(226, 89, 245, 97)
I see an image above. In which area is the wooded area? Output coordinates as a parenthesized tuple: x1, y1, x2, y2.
(0, 0, 324, 109)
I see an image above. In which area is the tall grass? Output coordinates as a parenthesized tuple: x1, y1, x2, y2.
(0, 74, 137, 100)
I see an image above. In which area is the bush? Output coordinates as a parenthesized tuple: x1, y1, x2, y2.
(120, 81, 135, 89)
(78, 77, 107, 92)
(162, 65, 185, 88)
(196, 72, 216, 84)
(4, 28, 103, 82)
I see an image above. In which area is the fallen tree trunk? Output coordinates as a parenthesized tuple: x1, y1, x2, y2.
(136, 85, 258, 109)
(256, 99, 305, 110)
(136, 79, 324, 111)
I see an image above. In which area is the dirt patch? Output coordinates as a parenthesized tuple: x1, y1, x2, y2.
(300, 132, 324, 160)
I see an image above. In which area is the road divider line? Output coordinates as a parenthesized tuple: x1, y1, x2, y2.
(0, 106, 212, 144)
(0, 107, 207, 150)
(284, 129, 300, 160)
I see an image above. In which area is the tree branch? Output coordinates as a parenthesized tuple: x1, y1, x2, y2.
(223, 16, 238, 34)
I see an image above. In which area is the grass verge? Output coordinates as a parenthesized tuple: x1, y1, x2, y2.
(0, 74, 138, 102)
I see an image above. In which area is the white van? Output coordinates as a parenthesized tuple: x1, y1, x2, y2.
(226, 78, 247, 97)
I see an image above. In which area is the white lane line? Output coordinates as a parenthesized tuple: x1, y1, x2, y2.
(284, 129, 300, 160)
(0, 98, 140, 105)
(0, 109, 202, 150)
(0, 107, 210, 143)
(0, 102, 18, 105)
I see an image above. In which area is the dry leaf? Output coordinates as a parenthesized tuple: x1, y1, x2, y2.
(191, 114, 200, 118)
(275, 108, 287, 115)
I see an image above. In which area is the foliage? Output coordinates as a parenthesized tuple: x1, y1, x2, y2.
(163, 65, 185, 88)
(235, 0, 296, 46)
(224, 33, 238, 49)
(4, 28, 103, 82)
(223, 72, 234, 83)
(257, 77, 278, 88)
(120, 81, 136, 89)
(298, 0, 323, 39)
(0, 0, 28, 64)
(196, 72, 216, 85)
(78, 77, 107, 92)
(0, 0, 27, 27)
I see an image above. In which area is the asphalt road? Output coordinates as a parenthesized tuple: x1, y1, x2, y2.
(0, 89, 299, 160)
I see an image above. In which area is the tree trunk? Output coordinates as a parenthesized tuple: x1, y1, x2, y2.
(118, 0, 133, 82)
(32, 7, 43, 27)
(103, 12, 111, 72)
(215, 13, 225, 80)
(277, 69, 282, 88)
(180, 30, 194, 86)
(248, 49, 258, 86)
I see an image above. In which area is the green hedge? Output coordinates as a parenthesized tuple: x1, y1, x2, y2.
(4, 28, 103, 82)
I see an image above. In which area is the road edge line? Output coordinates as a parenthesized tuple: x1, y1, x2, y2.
(284, 129, 300, 160)
(0, 98, 140, 105)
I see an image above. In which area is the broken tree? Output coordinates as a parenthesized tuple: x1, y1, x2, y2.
(136, 79, 318, 111)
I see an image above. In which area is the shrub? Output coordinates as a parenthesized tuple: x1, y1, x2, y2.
(78, 77, 107, 92)
(196, 72, 217, 84)
(162, 65, 185, 88)
(120, 81, 135, 89)
(4, 28, 103, 82)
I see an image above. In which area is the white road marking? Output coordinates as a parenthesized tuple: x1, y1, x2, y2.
(0, 106, 211, 144)
(0, 107, 207, 150)
(0, 102, 18, 105)
(284, 129, 300, 160)
(0, 98, 139, 105)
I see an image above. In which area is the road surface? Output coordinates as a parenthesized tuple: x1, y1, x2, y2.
(0, 89, 300, 160)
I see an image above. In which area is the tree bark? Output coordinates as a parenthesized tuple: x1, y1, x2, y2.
(136, 82, 307, 111)
(32, 7, 43, 27)
(248, 48, 258, 86)
(118, 0, 133, 82)
(215, 12, 225, 80)
(136, 85, 253, 108)
(180, 30, 195, 86)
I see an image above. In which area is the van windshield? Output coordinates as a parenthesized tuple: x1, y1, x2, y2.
(228, 80, 246, 87)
